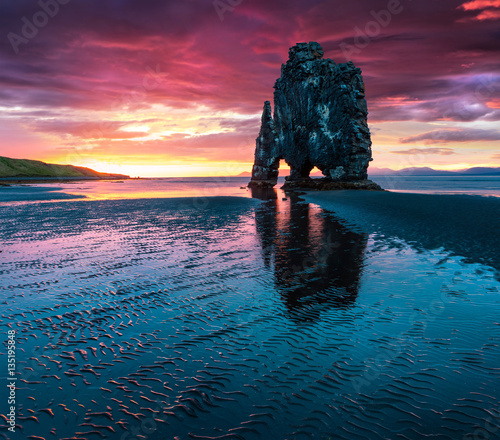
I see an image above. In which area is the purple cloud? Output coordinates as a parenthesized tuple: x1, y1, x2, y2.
(400, 128, 500, 144)
(392, 147, 457, 155)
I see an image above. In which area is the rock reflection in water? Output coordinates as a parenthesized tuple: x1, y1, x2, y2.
(251, 187, 368, 321)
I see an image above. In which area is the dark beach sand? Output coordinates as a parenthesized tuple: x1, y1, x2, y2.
(0, 185, 87, 203)
(304, 190, 500, 276)
(1, 193, 499, 439)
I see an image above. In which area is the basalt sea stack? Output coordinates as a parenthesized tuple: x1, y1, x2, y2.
(249, 42, 381, 190)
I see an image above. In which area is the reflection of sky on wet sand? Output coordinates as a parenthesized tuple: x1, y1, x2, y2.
(251, 187, 368, 322)
(0, 178, 254, 205)
(49, 178, 253, 201)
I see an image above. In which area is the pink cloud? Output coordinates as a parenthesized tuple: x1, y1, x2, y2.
(459, 0, 500, 10)
(392, 148, 456, 156)
(474, 8, 500, 19)
(458, 0, 500, 20)
(400, 128, 500, 144)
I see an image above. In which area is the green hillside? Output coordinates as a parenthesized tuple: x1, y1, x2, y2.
(0, 156, 129, 179)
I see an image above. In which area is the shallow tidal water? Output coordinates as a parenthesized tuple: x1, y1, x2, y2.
(0, 187, 499, 439)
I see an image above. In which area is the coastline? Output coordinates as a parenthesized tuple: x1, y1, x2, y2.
(302, 189, 500, 276)
(0, 176, 134, 185)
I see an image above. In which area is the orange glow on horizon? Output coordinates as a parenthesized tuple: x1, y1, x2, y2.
(55, 158, 258, 178)
(33, 146, 499, 178)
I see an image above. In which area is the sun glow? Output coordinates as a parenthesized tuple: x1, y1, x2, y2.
(71, 159, 255, 178)
(119, 125, 151, 133)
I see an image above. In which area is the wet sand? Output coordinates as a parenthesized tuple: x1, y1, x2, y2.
(303, 189, 500, 276)
(0, 185, 87, 203)
(1, 192, 499, 439)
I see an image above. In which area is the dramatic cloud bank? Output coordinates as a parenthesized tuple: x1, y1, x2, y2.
(0, 0, 498, 175)
(400, 128, 500, 144)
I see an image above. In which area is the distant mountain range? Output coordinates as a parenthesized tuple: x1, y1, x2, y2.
(0, 156, 129, 180)
(238, 167, 500, 177)
(368, 166, 500, 176)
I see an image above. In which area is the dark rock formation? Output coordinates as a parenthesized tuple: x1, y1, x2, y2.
(249, 42, 377, 189)
(248, 101, 279, 186)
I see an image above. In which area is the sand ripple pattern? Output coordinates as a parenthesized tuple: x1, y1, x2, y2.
(0, 195, 499, 440)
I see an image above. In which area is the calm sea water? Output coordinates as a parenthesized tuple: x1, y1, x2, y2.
(0, 177, 499, 439)
(372, 175, 500, 197)
(2, 174, 500, 204)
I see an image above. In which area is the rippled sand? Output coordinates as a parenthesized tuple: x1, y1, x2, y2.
(1, 191, 499, 439)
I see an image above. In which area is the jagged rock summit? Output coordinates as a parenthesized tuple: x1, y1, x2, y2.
(249, 42, 381, 191)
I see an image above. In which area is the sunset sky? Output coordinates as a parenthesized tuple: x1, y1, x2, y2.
(1, 0, 499, 177)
